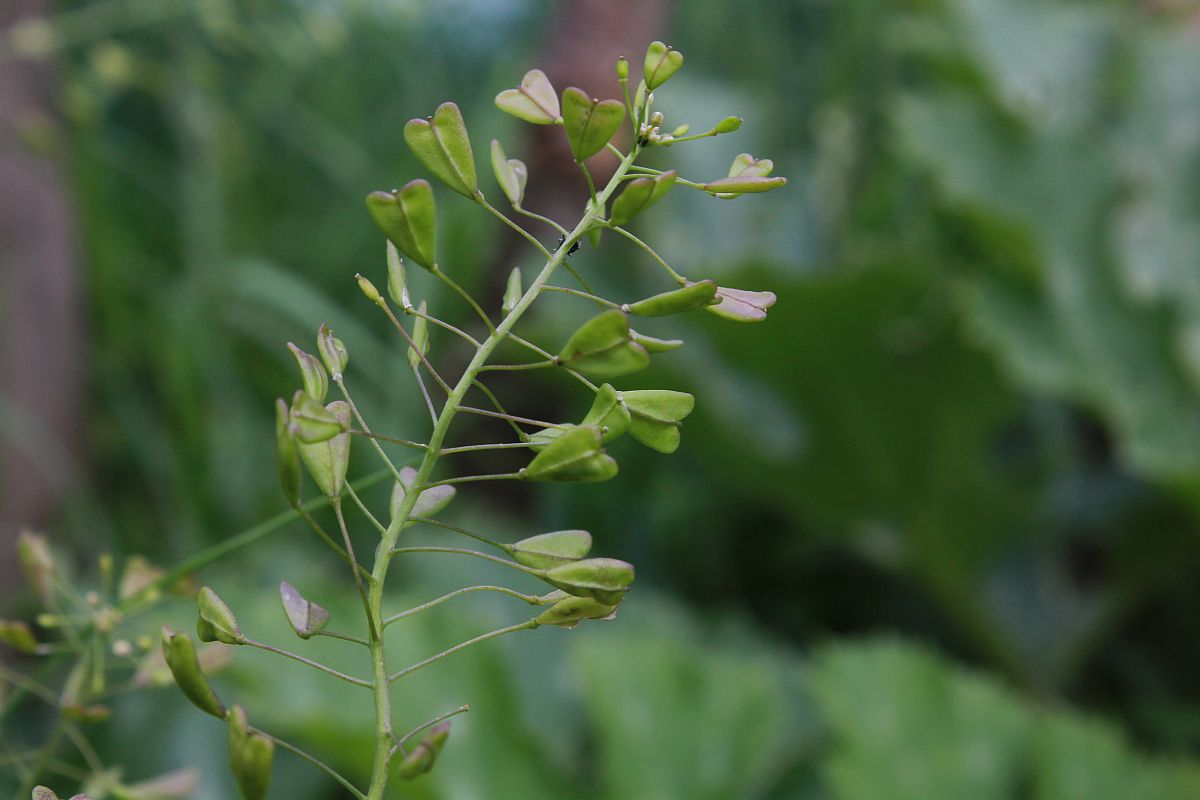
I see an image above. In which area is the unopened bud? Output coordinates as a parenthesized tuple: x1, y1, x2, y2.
(714, 116, 742, 134)
(616, 56, 629, 82)
(649, 111, 664, 127)
(356, 273, 382, 304)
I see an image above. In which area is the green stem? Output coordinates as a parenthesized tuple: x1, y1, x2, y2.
(433, 266, 496, 334)
(542, 284, 622, 309)
(389, 704, 470, 760)
(480, 197, 553, 259)
(382, 585, 542, 627)
(513, 205, 568, 237)
(610, 225, 688, 284)
(240, 637, 371, 688)
(388, 621, 537, 683)
(408, 305, 480, 347)
(362, 142, 640, 800)
(389, 545, 541, 576)
(458, 405, 558, 428)
(248, 724, 367, 800)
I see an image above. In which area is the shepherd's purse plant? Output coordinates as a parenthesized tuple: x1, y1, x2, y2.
(152, 41, 785, 800)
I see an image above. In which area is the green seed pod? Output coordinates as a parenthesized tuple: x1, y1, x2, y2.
(403, 101, 478, 199)
(397, 721, 451, 780)
(630, 331, 684, 353)
(228, 706, 274, 800)
(609, 170, 676, 228)
(490, 139, 528, 207)
(534, 594, 619, 628)
(274, 398, 300, 508)
(622, 389, 695, 454)
(495, 69, 561, 125)
(355, 273, 382, 304)
(615, 56, 629, 82)
(580, 383, 631, 442)
(502, 267, 522, 315)
(702, 175, 788, 194)
(561, 88, 626, 163)
(407, 301, 430, 370)
(286, 343, 328, 403)
(366, 179, 438, 270)
(296, 400, 351, 498)
(643, 41, 683, 90)
(713, 116, 742, 134)
(279, 581, 330, 640)
(289, 390, 344, 444)
(542, 557, 635, 605)
(521, 425, 618, 483)
(390, 465, 456, 520)
(625, 279, 716, 316)
(705, 286, 777, 322)
(386, 242, 411, 309)
(509, 529, 593, 569)
(196, 587, 242, 645)
(727, 153, 774, 178)
(17, 531, 56, 606)
(316, 324, 348, 378)
(160, 626, 226, 719)
(558, 310, 649, 378)
(0, 620, 36, 653)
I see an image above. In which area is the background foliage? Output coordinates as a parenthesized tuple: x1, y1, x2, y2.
(4, 0, 1200, 797)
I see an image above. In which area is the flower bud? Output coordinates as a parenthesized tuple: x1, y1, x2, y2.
(542, 558, 635, 605)
(714, 115, 742, 134)
(615, 56, 629, 82)
(355, 273, 382, 304)
(196, 587, 242, 645)
(17, 530, 56, 606)
(671, 123, 690, 137)
(317, 324, 348, 379)
(161, 626, 226, 719)
(279, 581, 330, 640)
(649, 111, 664, 127)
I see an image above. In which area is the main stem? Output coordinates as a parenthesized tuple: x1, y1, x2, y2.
(362, 148, 639, 799)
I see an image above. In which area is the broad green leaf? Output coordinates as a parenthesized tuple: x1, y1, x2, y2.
(609, 170, 676, 227)
(161, 627, 226, 719)
(391, 465, 456, 520)
(522, 425, 618, 483)
(279, 581, 330, 640)
(494, 69, 561, 125)
(561, 88, 626, 162)
(626, 279, 716, 317)
(490, 139, 528, 206)
(622, 389, 695, 454)
(509, 529, 593, 569)
(705, 286, 777, 322)
(558, 310, 649, 378)
(403, 101, 478, 199)
(643, 41, 684, 90)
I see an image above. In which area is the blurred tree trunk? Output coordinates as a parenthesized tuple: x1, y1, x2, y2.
(0, 0, 82, 590)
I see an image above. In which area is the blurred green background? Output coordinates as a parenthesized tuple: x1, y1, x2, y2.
(5, 0, 1200, 797)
